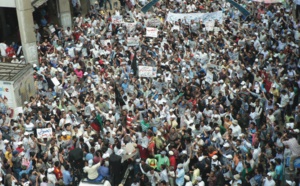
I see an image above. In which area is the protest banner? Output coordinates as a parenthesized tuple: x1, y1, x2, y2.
(112, 15, 123, 24)
(205, 21, 215, 31)
(146, 27, 158, 38)
(124, 22, 136, 32)
(138, 66, 157, 77)
(146, 18, 161, 27)
(166, 11, 223, 24)
(252, 0, 283, 3)
(37, 128, 53, 138)
(127, 37, 139, 46)
(205, 70, 214, 84)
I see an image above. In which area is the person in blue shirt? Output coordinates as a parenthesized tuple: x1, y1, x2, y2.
(274, 158, 283, 185)
(63, 164, 72, 186)
(121, 78, 129, 92)
(19, 160, 33, 178)
(98, 161, 110, 179)
(175, 164, 185, 186)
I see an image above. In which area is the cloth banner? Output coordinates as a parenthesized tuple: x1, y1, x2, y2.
(37, 128, 53, 138)
(166, 11, 223, 24)
(226, 0, 251, 17)
(112, 15, 123, 24)
(252, 0, 283, 3)
(146, 27, 158, 37)
(138, 66, 157, 77)
(127, 37, 140, 46)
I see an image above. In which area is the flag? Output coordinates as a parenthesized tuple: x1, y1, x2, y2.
(141, 0, 159, 13)
(91, 114, 103, 132)
(131, 52, 138, 76)
(115, 85, 126, 106)
(226, 0, 250, 18)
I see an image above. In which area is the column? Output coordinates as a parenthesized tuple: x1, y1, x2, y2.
(15, 0, 38, 64)
(0, 8, 6, 40)
(58, 0, 72, 29)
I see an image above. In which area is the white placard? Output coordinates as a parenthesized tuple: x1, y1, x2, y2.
(138, 66, 157, 77)
(13, 107, 23, 119)
(100, 39, 111, 46)
(124, 23, 136, 32)
(171, 25, 180, 31)
(205, 21, 215, 31)
(166, 11, 223, 24)
(146, 18, 161, 27)
(51, 77, 60, 86)
(127, 37, 139, 46)
(146, 27, 158, 38)
(37, 128, 53, 138)
(112, 15, 123, 24)
(205, 70, 214, 84)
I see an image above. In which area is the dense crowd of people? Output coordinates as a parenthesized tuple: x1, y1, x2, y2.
(1, 0, 300, 185)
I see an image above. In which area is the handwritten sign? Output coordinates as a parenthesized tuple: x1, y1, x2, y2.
(146, 27, 158, 38)
(37, 128, 53, 138)
(146, 18, 161, 27)
(124, 22, 136, 32)
(138, 66, 157, 77)
(127, 37, 139, 46)
(166, 11, 223, 24)
(205, 21, 215, 31)
(112, 15, 123, 24)
(205, 70, 214, 84)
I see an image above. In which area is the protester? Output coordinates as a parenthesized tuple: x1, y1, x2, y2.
(1, 0, 300, 185)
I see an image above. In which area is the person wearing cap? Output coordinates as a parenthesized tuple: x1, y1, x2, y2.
(83, 159, 102, 181)
(11, 150, 21, 180)
(184, 175, 192, 186)
(154, 151, 170, 171)
(230, 120, 242, 138)
(262, 172, 276, 186)
(211, 127, 224, 146)
(175, 163, 185, 186)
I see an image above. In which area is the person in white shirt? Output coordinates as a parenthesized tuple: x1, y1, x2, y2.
(160, 164, 169, 183)
(184, 175, 193, 186)
(0, 42, 7, 62)
(196, 176, 205, 186)
(230, 120, 242, 137)
(263, 172, 275, 186)
(279, 90, 289, 108)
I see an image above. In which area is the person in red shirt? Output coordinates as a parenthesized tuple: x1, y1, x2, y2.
(15, 142, 24, 153)
(126, 111, 135, 127)
(168, 150, 177, 170)
(5, 45, 15, 58)
(136, 143, 149, 160)
(53, 161, 63, 180)
(147, 135, 155, 156)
